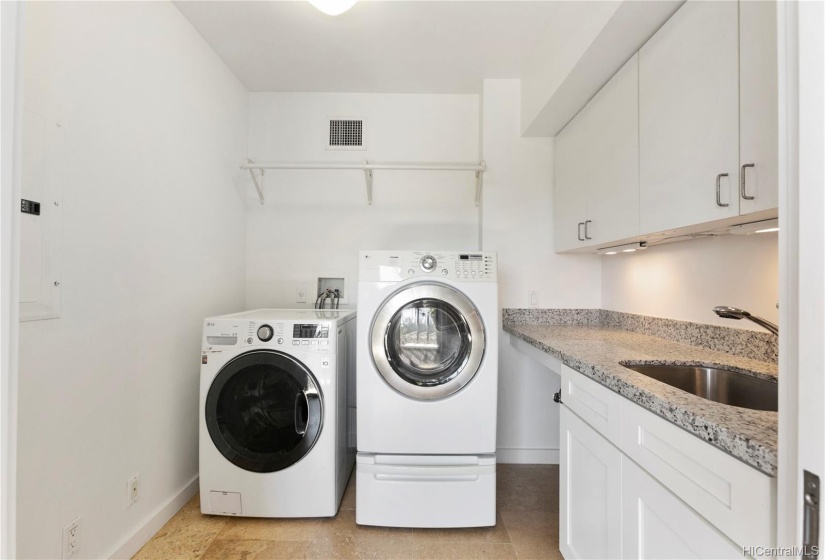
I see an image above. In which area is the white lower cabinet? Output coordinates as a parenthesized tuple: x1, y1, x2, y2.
(559, 366, 772, 560)
(622, 457, 742, 559)
(560, 405, 622, 559)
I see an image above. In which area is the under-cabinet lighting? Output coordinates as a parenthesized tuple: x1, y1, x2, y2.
(308, 0, 357, 15)
(729, 219, 779, 235)
(596, 242, 647, 255)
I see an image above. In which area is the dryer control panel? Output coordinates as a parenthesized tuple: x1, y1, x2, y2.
(359, 250, 497, 282)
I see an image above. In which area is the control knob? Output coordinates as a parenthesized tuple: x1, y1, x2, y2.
(420, 255, 437, 272)
(257, 324, 274, 342)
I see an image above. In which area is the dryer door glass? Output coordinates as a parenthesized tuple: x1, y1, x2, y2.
(371, 283, 486, 400)
(386, 299, 471, 386)
(205, 350, 323, 473)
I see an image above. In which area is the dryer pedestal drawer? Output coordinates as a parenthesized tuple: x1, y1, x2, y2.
(355, 453, 496, 528)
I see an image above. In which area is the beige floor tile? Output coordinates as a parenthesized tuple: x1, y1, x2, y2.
(501, 510, 561, 560)
(216, 516, 323, 541)
(313, 509, 413, 542)
(200, 538, 312, 560)
(410, 542, 518, 559)
(132, 507, 228, 560)
(307, 510, 413, 559)
(497, 465, 558, 512)
(340, 473, 356, 511)
(410, 513, 510, 544)
(183, 493, 200, 510)
(135, 465, 563, 560)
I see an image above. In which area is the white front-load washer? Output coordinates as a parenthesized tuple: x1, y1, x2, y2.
(356, 250, 498, 528)
(199, 309, 356, 518)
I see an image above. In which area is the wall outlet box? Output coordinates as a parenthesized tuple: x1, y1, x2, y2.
(127, 473, 140, 507)
(62, 517, 81, 559)
(296, 285, 306, 304)
(529, 290, 539, 308)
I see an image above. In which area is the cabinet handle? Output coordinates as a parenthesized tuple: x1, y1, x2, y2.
(716, 173, 730, 207)
(584, 220, 592, 240)
(577, 222, 585, 241)
(740, 163, 755, 200)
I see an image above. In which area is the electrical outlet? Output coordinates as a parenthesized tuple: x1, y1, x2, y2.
(529, 290, 539, 308)
(127, 473, 140, 507)
(296, 286, 306, 304)
(62, 517, 81, 559)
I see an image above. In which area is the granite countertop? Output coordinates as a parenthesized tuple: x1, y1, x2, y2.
(504, 321, 779, 476)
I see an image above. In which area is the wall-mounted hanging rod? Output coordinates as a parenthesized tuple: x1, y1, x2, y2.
(239, 160, 486, 206)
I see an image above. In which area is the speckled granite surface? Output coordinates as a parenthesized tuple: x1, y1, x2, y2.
(503, 318, 779, 476)
(502, 308, 602, 326)
(599, 309, 778, 364)
(504, 308, 778, 363)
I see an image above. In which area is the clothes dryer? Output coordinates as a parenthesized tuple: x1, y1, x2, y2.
(355, 251, 498, 527)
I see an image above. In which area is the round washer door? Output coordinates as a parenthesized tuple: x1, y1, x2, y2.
(371, 283, 485, 400)
(205, 350, 323, 473)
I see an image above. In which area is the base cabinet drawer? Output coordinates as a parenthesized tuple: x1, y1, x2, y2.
(561, 364, 622, 446)
(560, 405, 622, 559)
(621, 399, 776, 549)
(622, 457, 743, 559)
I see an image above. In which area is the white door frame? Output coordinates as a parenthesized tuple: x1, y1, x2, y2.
(777, 0, 825, 550)
(1, 2, 24, 558)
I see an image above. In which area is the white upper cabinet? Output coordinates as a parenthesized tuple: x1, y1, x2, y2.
(639, 0, 740, 233)
(554, 54, 640, 252)
(554, 113, 589, 252)
(739, 0, 779, 214)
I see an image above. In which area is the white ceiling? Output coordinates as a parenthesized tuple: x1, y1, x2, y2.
(173, 1, 617, 94)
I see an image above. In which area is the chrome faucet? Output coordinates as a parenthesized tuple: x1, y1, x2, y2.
(713, 306, 779, 336)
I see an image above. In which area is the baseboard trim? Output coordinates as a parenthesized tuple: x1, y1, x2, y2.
(108, 475, 199, 559)
(497, 447, 560, 465)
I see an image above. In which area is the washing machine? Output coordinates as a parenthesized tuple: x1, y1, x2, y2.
(356, 250, 498, 528)
(199, 309, 356, 518)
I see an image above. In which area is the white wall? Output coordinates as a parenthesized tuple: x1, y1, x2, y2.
(245, 92, 480, 309)
(520, 1, 620, 135)
(601, 233, 779, 330)
(1, 2, 24, 557)
(16, 3, 248, 558)
(481, 80, 601, 463)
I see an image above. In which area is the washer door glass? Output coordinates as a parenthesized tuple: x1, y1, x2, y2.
(372, 283, 485, 400)
(205, 350, 323, 473)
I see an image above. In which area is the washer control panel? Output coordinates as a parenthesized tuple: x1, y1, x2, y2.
(360, 251, 497, 282)
(203, 319, 335, 353)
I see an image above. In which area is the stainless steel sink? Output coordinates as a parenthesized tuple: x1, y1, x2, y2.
(621, 364, 778, 412)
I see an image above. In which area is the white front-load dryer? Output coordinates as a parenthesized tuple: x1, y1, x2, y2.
(199, 309, 356, 518)
(355, 251, 498, 528)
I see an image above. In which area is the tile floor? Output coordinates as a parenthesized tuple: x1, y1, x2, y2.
(133, 464, 560, 560)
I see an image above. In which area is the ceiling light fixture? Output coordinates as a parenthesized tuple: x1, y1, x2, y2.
(729, 218, 779, 235)
(596, 242, 647, 256)
(308, 0, 358, 16)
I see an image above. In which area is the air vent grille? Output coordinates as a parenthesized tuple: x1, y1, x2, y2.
(327, 118, 365, 150)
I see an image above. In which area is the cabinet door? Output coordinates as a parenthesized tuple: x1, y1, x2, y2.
(583, 53, 640, 247)
(554, 110, 589, 252)
(639, 0, 739, 233)
(739, 0, 779, 214)
(560, 406, 622, 560)
(622, 457, 743, 559)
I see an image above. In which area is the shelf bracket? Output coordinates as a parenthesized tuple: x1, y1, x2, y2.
(364, 160, 373, 205)
(474, 160, 485, 207)
(244, 159, 265, 205)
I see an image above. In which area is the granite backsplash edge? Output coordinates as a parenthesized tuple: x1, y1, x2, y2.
(502, 308, 778, 364)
